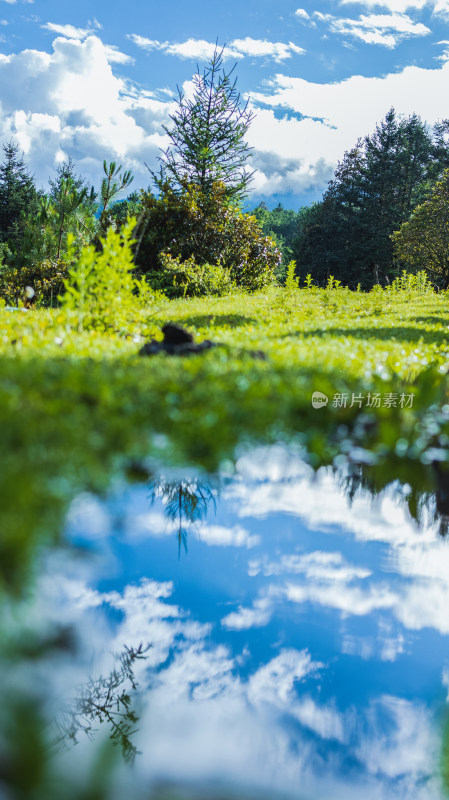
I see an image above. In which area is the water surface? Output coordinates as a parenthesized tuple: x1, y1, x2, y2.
(16, 444, 449, 799)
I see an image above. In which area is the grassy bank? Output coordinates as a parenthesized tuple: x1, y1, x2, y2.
(2, 282, 449, 590)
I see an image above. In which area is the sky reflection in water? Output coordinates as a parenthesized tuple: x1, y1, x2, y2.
(45, 445, 449, 799)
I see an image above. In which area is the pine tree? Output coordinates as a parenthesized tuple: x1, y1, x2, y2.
(0, 140, 38, 260)
(97, 160, 133, 237)
(48, 158, 97, 259)
(155, 44, 255, 200)
(293, 109, 449, 287)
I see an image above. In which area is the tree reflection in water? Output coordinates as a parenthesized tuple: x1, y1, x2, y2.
(338, 461, 449, 537)
(54, 642, 150, 765)
(148, 478, 217, 555)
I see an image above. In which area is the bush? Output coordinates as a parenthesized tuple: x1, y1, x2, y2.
(61, 217, 157, 331)
(150, 252, 234, 298)
(135, 180, 281, 292)
(0, 259, 68, 307)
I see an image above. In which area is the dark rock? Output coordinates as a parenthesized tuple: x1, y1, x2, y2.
(162, 323, 194, 345)
(245, 349, 267, 361)
(139, 338, 216, 357)
(138, 321, 267, 359)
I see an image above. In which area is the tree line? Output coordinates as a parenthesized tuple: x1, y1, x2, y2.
(1, 43, 449, 303)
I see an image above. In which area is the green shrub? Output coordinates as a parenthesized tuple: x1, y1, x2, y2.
(284, 260, 299, 293)
(135, 180, 281, 292)
(151, 252, 234, 298)
(386, 269, 435, 295)
(0, 259, 69, 307)
(61, 217, 157, 331)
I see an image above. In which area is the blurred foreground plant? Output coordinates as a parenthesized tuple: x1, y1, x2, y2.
(61, 217, 159, 332)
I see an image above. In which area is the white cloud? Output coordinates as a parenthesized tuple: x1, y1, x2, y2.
(126, 34, 304, 62)
(0, 34, 170, 189)
(295, 7, 311, 19)
(126, 35, 238, 62)
(286, 579, 399, 616)
(126, 509, 259, 548)
(230, 38, 305, 61)
(247, 648, 321, 705)
(340, 0, 428, 11)
(41, 23, 134, 64)
(253, 550, 372, 582)
(221, 595, 273, 629)
(355, 696, 436, 779)
(102, 45, 134, 65)
(41, 23, 93, 40)
(293, 697, 345, 741)
(341, 0, 449, 16)
(313, 11, 430, 47)
(247, 59, 449, 194)
(197, 524, 260, 548)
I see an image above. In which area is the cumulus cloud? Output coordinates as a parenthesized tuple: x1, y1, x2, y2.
(0, 34, 170, 189)
(313, 10, 430, 47)
(126, 34, 304, 62)
(248, 59, 449, 194)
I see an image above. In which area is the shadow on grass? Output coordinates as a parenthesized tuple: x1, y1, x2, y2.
(178, 314, 258, 330)
(411, 316, 449, 326)
(279, 326, 449, 345)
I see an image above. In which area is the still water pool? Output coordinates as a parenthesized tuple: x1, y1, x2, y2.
(6, 444, 449, 799)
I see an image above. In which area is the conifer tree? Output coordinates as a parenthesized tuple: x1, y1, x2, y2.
(293, 109, 449, 287)
(48, 158, 96, 259)
(0, 140, 38, 260)
(155, 44, 255, 200)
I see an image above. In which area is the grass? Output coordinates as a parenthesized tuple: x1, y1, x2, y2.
(2, 282, 449, 591)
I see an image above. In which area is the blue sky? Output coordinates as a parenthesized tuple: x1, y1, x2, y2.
(1, 0, 449, 208)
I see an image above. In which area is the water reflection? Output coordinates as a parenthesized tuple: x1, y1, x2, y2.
(3, 444, 449, 799)
(340, 461, 449, 538)
(54, 643, 149, 764)
(148, 478, 217, 555)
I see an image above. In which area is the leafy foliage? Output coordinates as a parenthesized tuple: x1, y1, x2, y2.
(136, 179, 281, 290)
(0, 258, 68, 307)
(152, 251, 234, 297)
(252, 202, 300, 277)
(391, 169, 449, 288)
(61, 217, 158, 331)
